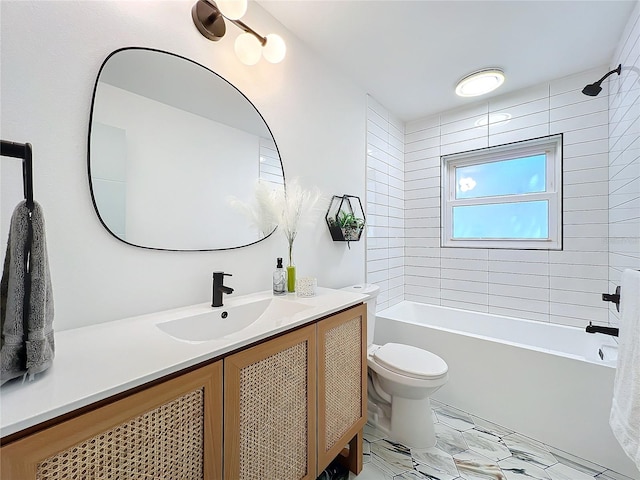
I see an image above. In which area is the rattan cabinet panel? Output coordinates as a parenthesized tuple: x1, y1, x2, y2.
(224, 324, 317, 480)
(317, 304, 367, 475)
(1, 362, 223, 480)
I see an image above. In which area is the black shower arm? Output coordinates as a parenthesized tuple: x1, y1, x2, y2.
(595, 64, 622, 85)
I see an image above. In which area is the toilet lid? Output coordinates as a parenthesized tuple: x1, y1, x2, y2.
(372, 343, 448, 379)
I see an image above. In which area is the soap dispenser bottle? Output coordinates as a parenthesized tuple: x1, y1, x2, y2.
(273, 257, 286, 296)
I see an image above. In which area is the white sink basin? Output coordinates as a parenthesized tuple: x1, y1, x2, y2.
(156, 297, 313, 342)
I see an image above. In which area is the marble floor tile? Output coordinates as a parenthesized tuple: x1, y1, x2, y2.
(364, 438, 372, 464)
(546, 462, 599, 480)
(595, 470, 638, 480)
(370, 440, 414, 475)
(348, 403, 634, 480)
(501, 434, 557, 468)
(547, 447, 606, 477)
(453, 450, 507, 480)
(462, 429, 512, 462)
(412, 447, 460, 480)
(434, 406, 476, 431)
(349, 462, 396, 480)
(471, 417, 514, 439)
(498, 456, 551, 480)
(365, 423, 390, 443)
(394, 470, 448, 479)
(435, 423, 469, 456)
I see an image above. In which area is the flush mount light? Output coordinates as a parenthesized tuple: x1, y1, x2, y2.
(192, 0, 286, 65)
(456, 69, 505, 97)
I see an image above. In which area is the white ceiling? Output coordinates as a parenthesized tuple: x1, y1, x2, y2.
(258, 0, 637, 122)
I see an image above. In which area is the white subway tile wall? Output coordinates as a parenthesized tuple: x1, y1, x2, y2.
(366, 96, 405, 311)
(609, 3, 640, 325)
(400, 66, 613, 328)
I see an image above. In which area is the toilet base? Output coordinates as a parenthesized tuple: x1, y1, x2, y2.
(390, 396, 436, 449)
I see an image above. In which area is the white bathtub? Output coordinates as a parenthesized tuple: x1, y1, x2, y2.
(374, 301, 637, 478)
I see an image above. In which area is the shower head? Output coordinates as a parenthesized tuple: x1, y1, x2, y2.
(582, 82, 603, 96)
(582, 64, 622, 96)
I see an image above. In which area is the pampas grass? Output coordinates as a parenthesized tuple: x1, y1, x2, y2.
(273, 179, 324, 265)
(229, 179, 324, 263)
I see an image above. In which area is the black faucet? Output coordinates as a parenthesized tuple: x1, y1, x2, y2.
(212, 272, 234, 307)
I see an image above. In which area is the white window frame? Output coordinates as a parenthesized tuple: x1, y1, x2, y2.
(441, 134, 563, 250)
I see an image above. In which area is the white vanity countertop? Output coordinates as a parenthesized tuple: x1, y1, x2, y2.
(0, 287, 366, 438)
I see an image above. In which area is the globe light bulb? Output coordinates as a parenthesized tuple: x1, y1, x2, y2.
(234, 32, 262, 65)
(216, 0, 247, 20)
(262, 33, 286, 64)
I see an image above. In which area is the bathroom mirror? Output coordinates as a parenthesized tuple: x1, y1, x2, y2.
(88, 47, 284, 251)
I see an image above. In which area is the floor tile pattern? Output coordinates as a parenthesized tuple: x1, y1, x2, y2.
(341, 401, 636, 480)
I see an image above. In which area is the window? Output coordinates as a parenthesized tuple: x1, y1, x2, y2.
(442, 135, 562, 250)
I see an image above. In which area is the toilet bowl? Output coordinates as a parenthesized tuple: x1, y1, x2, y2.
(342, 284, 448, 448)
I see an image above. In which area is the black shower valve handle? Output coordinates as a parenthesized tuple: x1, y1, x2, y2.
(601, 285, 621, 312)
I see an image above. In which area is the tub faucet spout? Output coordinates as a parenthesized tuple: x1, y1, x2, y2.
(212, 271, 233, 307)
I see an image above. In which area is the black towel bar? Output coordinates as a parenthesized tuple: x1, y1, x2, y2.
(1, 139, 34, 211)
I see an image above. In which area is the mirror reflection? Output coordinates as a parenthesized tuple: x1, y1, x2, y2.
(89, 47, 284, 250)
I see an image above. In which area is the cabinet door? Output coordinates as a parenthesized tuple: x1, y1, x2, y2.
(317, 304, 367, 475)
(1, 361, 223, 480)
(224, 324, 316, 480)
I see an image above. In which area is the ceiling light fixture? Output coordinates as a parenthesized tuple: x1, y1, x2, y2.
(455, 69, 505, 97)
(192, 0, 286, 65)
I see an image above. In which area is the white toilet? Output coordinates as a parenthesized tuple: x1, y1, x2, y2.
(343, 284, 448, 449)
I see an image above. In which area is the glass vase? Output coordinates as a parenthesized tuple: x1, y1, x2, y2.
(287, 264, 296, 293)
(287, 245, 296, 292)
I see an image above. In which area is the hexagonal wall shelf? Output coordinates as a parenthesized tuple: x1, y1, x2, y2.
(325, 195, 366, 247)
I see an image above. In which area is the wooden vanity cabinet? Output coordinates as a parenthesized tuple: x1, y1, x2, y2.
(0, 362, 223, 480)
(317, 304, 367, 475)
(224, 324, 317, 480)
(223, 304, 367, 480)
(1, 303, 367, 480)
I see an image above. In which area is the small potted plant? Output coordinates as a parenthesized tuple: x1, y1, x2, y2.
(337, 211, 365, 241)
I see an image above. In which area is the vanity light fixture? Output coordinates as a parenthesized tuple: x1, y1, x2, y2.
(192, 0, 286, 65)
(455, 68, 505, 97)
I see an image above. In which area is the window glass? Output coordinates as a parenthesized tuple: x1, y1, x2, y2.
(452, 200, 549, 239)
(455, 154, 546, 199)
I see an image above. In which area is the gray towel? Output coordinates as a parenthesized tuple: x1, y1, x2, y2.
(1, 201, 54, 385)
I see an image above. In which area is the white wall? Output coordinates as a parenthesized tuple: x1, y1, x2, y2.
(0, 1, 367, 331)
(366, 96, 404, 311)
(608, 1, 640, 325)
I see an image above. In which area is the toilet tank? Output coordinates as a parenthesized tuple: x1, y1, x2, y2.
(341, 284, 380, 346)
